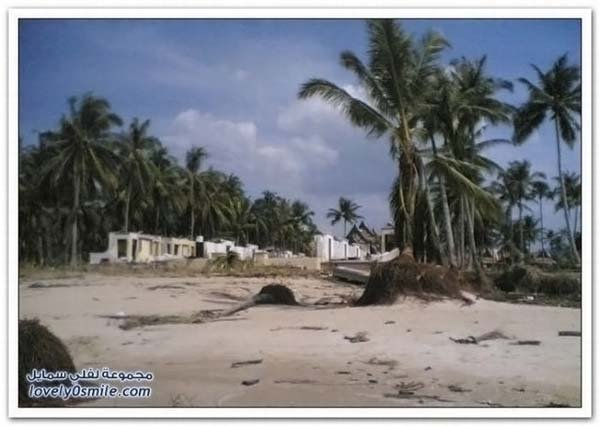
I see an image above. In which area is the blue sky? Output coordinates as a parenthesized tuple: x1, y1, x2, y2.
(19, 18, 581, 237)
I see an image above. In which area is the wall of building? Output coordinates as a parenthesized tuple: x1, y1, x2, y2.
(89, 232, 196, 264)
(314, 234, 364, 262)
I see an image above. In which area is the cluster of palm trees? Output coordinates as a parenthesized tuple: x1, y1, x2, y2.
(299, 19, 582, 268)
(19, 94, 318, 266)
(492, 160, 581, 258)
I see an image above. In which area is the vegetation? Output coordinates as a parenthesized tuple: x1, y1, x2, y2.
(299, 19, 581, 267)
(326, 197, 363, 237)
(20, 20, 582, 272)
(19, 94, 319, 266)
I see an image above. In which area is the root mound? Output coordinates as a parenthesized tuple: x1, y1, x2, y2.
(355, 256, 465, 306)
(255, 284, 298, 305)
(19, 318, 76, 407)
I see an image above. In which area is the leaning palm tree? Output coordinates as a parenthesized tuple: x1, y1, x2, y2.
(41, 93, 122, 266)
(118, 118, 157, 233)
(185, 146, 208, 240)
(327, 197, 363, 237)
(530, 178, 552, 256)
(513, 54, 581, 262)
(299, 19, 448, 254)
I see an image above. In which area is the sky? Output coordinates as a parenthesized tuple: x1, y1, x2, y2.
(19, 18, 582, 238)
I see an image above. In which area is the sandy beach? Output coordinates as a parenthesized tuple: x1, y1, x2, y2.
(19, 273, 581, 408)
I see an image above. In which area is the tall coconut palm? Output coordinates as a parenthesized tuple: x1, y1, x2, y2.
(530, 178, 552, 256)
(299, 19, 448, 254)
(327, 197, 363, 238)
(41, 93, 122, 266)
(118, 118, 157, 233)
(185, 146, 208, 240)
(503, 160, 544, 254)
(514, 54, 581, 262)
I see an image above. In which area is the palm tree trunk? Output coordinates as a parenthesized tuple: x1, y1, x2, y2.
(518, 202, 524, 254)
(539, 197, 545, 256)
(573, 206, 579, 239)
(554, 120, 580, 262)
(430, 136, 456, 267)
(70, 173, 80, 267)
(419, 158, 446, 266)
(458, 197, 465, 268)
(189, 175, 195, 240)
(343, 219, 347, 239)
(124, 182, 132, 233)
(465, 198, 481, 272)
(154, 205, 160, 234)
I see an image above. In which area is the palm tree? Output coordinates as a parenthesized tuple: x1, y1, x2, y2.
(41, 93, 122, 266)
(503, 160, 544, 254)
(149, 145, 185, 235)
(299, 19, 448, 254)
(185, 147, 208, 240)
(327, 197, 363, 238)
(530, 178, 552, 256)
(118, 118, 157, 233)
(514, 54, 581, 262)
(552, 172, 581, 237)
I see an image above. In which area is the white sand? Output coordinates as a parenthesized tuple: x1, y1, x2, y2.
(19, 273, 581, 407)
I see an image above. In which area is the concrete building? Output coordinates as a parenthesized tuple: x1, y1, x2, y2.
(314, 234, 364, 261)
(89, 232, 196, 264)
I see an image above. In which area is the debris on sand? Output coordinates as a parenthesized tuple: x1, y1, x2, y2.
(476, 330, 510, 342)
(146, 284, 185, 291)
(384, 321, 396, 325)
(231, 359, 263, 368)
(385, 381, 453, 403)
(99, 310, 222, 330)
(344, 331, 369, 343)
(336, 371, 351, 375)
(274, 379, 317, 385)
(241, 379, 259, 386)
(365, 357, 398, 369)
(28, 282, 75, 289)
(270, 326, 328, 331)
(545, 401, 571, 407)
(448, 384, 471, 393)
(449, 336, 478, 345)
(395, 381, 425, 395)
(510, 340, 541, 346)
(558, 331, 581, 337)
(220, 284, 299, 317)
(450, 329, 509, 345)
(354, 252, 474, 306)
(19, 318, 76, 407)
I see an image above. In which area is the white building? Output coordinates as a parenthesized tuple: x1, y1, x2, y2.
(89, 232, 196, 264)
(314, 234, 364, 261)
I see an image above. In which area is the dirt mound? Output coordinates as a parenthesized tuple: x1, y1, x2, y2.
(255, 284, 298, 305)
(355, 255, 466, 306)
(19, 318, 76, 407)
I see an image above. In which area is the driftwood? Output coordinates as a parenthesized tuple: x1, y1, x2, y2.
(220, 284, 299, 317)
(558, 331, 581, 337)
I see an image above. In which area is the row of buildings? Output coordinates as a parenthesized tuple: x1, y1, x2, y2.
(88, 221, 396, 265)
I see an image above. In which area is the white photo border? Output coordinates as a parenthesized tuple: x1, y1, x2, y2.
(7, 6, 592, 419)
